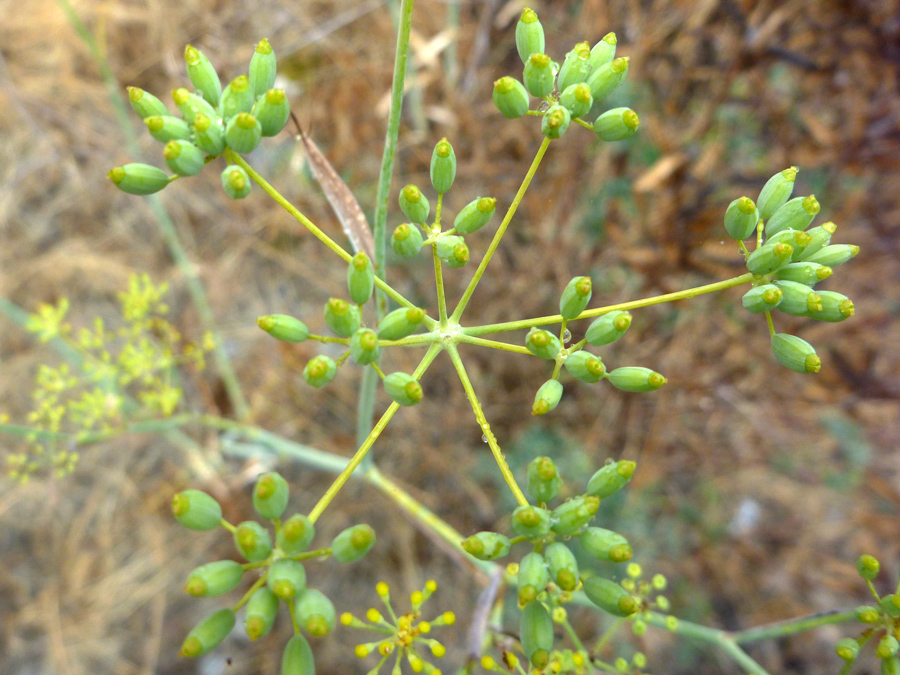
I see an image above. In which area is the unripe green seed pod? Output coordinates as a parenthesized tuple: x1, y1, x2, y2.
(184, 560, 244, 597)
(383, 372, 423, 407)
(878, 636, 900, 659)
(295, 588, 337, 637)
(541, 104, 571, 139)
(559, 83, 593, 119)
(586, 460, 636, 498)
(608, 366, 667, 393)
(558, 42, 592, 92)
(195, 113, 227, 156)
(249, 39, 277, 99)
(324, 297, 361, 337)
(746, 241, 793, 275)
(526, 328, 562, 360)
(583, 576, 638, 617)
(347, 252, 375, 305)
(564, 350, 606, 383)
(164, 140, 206, 176)
(586, 311, 632, 346)
(795, 222, 835, 260)
(545, 541, 580, 591)
(809, 291, 854, 322)
(253, 471, 289, 520)
(225, 112, 262, 154)
(757, 167, 798, 220)
(857, 554, 880, 580)
(559, 276, 592, 320)
(332, 523, 376, 562)
(303, 355, 337, 388)
(185, 45, 222, 106)
(532, 379, 563, 416)
(835, 637, 860, 662)
(801, 243, 859, 268)
(594, 107, 639, 142)
(551, 495, 600, 536)
(252, 89, 290, 137)
(219, 75, 255, 120)
(586, 57, 629, 101)
(520, 601, 554, 666)
(588, 33, 617, 72)
(493, 76, 530, 119)
(436, 234, 470, 268)
(765, 195, 820, 236)
(108, 163, 171, 195)
(145, 115, 191, 143)
(882, 656, 900, 675)
(524, 53, 554, 98)
(350, 328, 382, 365)
(179, 608, 236, 658)
(742, 284, 783, 313)
(775, 262, 832, 286)
(724, 197, 760, 240)
(766, 227, 811, 249)
(461, 531, 510, 560)
(881, 594, 900, 618)
(277, 514, 316, 554)
(234, 520, 273, 561)
(518, 552, 550, 605)
(377, 307, 425, 340)
(267, 558, 307, 600)
(515, 8, 545, 64)
(454, 197, 497, 235)
(773, 280, 822, 316)
(257, 314, 308, 342)
(580, 527, 632, 563)
(172, 489, 222, 530)
(391, 223, 425, 258)
(430, 138, 456, 194)
(511, 505, 553, 538)
(856, 605, 880, 623)
(771, 333, 821, 374)
(128, 86, 170, 119)
(282, 634, 315, 675)
(399, 184, 430, 224)
(172, 87, 218, 123)
(244, 586, 279, 641)
(526, 456, 563, 503)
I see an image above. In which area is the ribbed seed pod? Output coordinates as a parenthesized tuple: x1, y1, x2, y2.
(586, 57, 629, 101)
(461, 531, 510, 560)
(180, 608, 236, 657)
(517, 552, 550, 605)
(511, 504, 553, 538)
(391, 223, 424, 258)
(244, 586, 279, 641)
(746, 241, 793, 275)
(184, 560, 244, 597)
(295, 588, 337, 637)
(493, 76, 530, 118)
(526, 328, 562, 360)
(586, 311, 631, 346)
(430, 138, 456, 194)
(303, 356, 337, 388)
(108, 163, 171, 195)
(771, 333, 821, 373)
(277, 514, 316, 554)
(436, 234, 470, 268)
(545, 542, 580, 591)
(383, 372, 423, 406)
(532, 379, 563, 416)
(163, 140, 205, 176)
(607, 366, 667, 392)
(580, 527, 632, 563)
(249, 39, 277, 99)
(257, 314, 308, 342)
(559, 276, 592, 320)
(520, 601, 554, 667)
(541, 104, 571, 140)
(252, 89, 290, 137)
(234, 520, 273, 561)
(349, 328, 381, 365)
(195, 113, 227, 156)
(757, 167, 798, 220)
(551, 495, 599, 536)
(795, 222, 835, 260)
(225, 112, 262, 154)
(856, 554, 880, 580)
(172, 489, 222, 530)
(742, 284, 783, 313)
(331, 524, 376, 562)
(347, 252, 375, 305)
(583, 576, 638, 617)
(185, 45, 222, 106)
(765, 195, 820, 236)
(515, 8, 545, 64)
(454, 197, 497, 234)
(809, 291, 854, 322)
(267, 559, 307, 600)
(172, 87, 218, 122)
(281, 634, 315, 675)
(145, 115, 191, 143)
(253, 472, 289, 520)
(835, 637, 860, 662)
(523, 53, 555, 98)
(773, 280, 822, 316)
(855, 605, 880, 623)
(526, 456, 562, 503)
(557, 42, 592, 91)
(724, 197, 760, 240)
(588, 32, 617, 71)
(219, 75, 255, 120)
(564, 350, 606, 383)
(128, 86, 170, 119)
(593, 107, 639, 142)
(586, 460, 636, 498)
(801, 244, 859, 267)
(775, 262, 832, 286)
(399, 184, 430, 224)
(377, 307, 425, 340)
(324, 298, 361, 337)
(559, 83, 593, 119)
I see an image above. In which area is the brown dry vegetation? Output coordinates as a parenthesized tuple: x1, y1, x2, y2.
(1, 0, 899, 673)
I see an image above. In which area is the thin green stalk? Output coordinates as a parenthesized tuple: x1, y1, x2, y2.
(455, 334, 530, 355)
(433, 244, 450, 325)
(731, 609, 857, 644)
(450, 137, 552, 323)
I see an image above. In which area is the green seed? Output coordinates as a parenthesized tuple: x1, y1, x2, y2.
(349, 328, 381, 365)
(588, 33, 617, 72)
(244, 586, 279, 641)
(295, 588, 337, 637)
(586, 311, 632, 346)
(172, 489, 222, 530)
(765, 194, 820, 236)
(551, 495, 599, 536)
(219, 75, 255, 121)
(795, 222, 835, 260)
(580, 526, 632, 563)
(430, 138, 457, 194)
(545, 541, 579, 591)
(532, 378, 563, 415)
(225, 112, 262, 154)
(347, 251, 375, 305)
(233, 520, 273, 562)
(526, 328, 562, 360)
(436, 234, 469, 268)
(756, 166, 797, 220)
(515, 8, 545, 64)
(564, 350, 606, 383)
(145, 115, 191, 143)
(303, 355, 337, 388)
(281, 634, 315, 675)
(774, 262, 832, 286)
(607, 366, 667, 392)
(520, 600, 554, 666)
(809, 291, 854, 323)
(383, 372, 424, 406)
(583, 576, 638, 617)
(377, 306, 425, 340)
(277, 514, 316, 554)
(557, 42, 592, 92)
(770, 333, 821, 373)
(324, 297, 361, 337)
(510, 504, 553, 538)
(461, 531, 510, 560)
(252, 88, 290, 137)
(741, 284, 783, 313)
(586, 460, 636, 498)
(541, 104, 571, 140)
(593, 107, 639, 142)
(257, 314, 308, 342)
(172, 87, 218, 122)
(724, 196, 759, 241)
(331, 523, 376, 562)
(454, 197, 496, 235)
(526, 456, 563, 503)
(492, 76, 530, 119)
(399, 184, 430, 224)
(248, 38, 277, 99)
(746, 240, 793, 275)
(559, 82, 593, 119)
(801, 243, 859, 267)
(128, 86, 170, 119)
(253, 471, 289, 520)
(184, 560, 244, 597)
(773, 280, 822, 316)
(586, 56, 629, 101)
(184, 44, 222, 106)
(391, 223, 425, 258)
(108, 163, 171, 195)
(195, 113, 227, 156)
(179, 608, 236, 658)
(267, 558, 307, 600)
(559, 276, 592, 320)
(524, 53, 554, 98)
(164, 139, 206, 176)
(517, 551, 550, 605)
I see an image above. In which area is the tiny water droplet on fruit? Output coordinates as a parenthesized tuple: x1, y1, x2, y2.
(482, 434, 488, 443)
(562, 328, 572, 343)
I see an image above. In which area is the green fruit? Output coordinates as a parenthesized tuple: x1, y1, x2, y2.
(557, 42, 592, 91)
(172, 87, 218, 122)
(332, 524, 376, 562)
(520, 601, 554, 666)
(765, 195, 820, 236)
(253, 471, 289, 520)
(184, 560, 244, 597)
(526, 456, 562, 503)
(383, 372, 424, 406)
(586, 57, 629, 101)
(172, 489, 222, 530)
(391, 223, 425, 258)
(741, 284, 783, 313)
(580, 526, 632, 563)
(524, 53, 554, 98)
(585, 311, 631, 346)
(583, 576, 638, 617)
(724, 197, 759, 240)
(551, 495, 599, 536)
(588, 33, 617, 71)
(252, 89, 290, 137)
(295, 588, 337, 637)
(774, 262, 832, 286)
(801, 244, 859, 267)
(515, 8, 545, 64)
(244, 586, 279, 641)
(164, 140, 206, 176)
(347, 252, 375, 305)
(564, 350, 606, 383)
(461, 531, 510, 560)
(430, 138, 457, 194)
(545, 541, 579, 591)
(593, 107, 639, 142)
(559, 83, 593, 119)
(179, 608, 236, 658)
(195, 113, 227, 156)
(492, 76, 530, 119)
(541, 104, 571, 139)
(219, 75, 255, 120)
(525, 328, 561, 360)
(517, 552, 550, 605)
(511, 504, 553, 538)
(773, 280, 822, 316)
(399, 184, 430, 224)
(607, 366, 667, 393)
(184, 44, 222, 106)
(324, 297, 361, 337)
(771, 333, 821, 373)
(128, 86, 170, 119)
(377, 307, 425, 340)
(746, 241, 793, 275)
(108, 163, 171, 195)
(532, 379, 563, 416)
(349, 328, 381, 365)
(281, 634, 315, 675)
(756, 167, 798, 220)
(303, 355, 337, 388)
(809, 291, 854, 322)
(559, 276, 592, 320)
(267, 558, 307, 600)
(454, 197, 496, 235)
(225, 112, 262, 154)
(257, 314, 308, 342)
(586, 460, 636, 498)
(248, 39, 277, 98)
(145, 115, 191, 143)
(277, 514, 316, 554)
(234, 520, 273, 561)
(436, 234, 470, 268)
